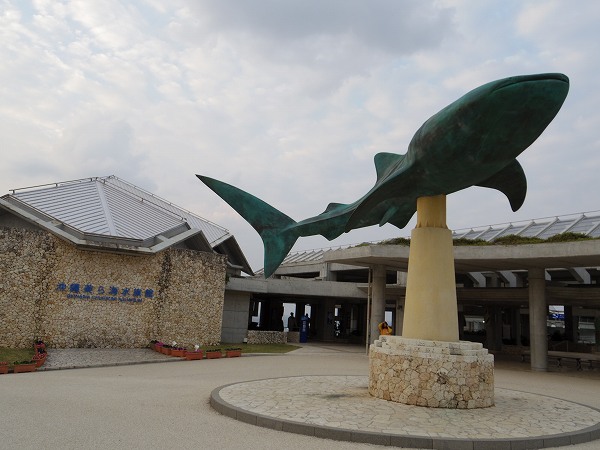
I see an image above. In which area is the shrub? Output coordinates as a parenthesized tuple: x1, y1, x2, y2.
(492, 234, 544, 245)
(545, 232, 592, 243)
(452, 238, 489, 246)
(380, 237, 411, 246)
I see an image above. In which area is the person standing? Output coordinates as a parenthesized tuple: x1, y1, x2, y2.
(378, 321, 392, 336)
(287, 312, 298, 331)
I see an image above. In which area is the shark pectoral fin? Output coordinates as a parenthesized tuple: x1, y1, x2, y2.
(346, 197, 378, 232)
(386, 204, 417, 229)
(197, 175, 299, 277)
(311, 203, 351, 240)
(379, 206, 399, 226)
(320, 226, 345, 241)
(375, 201, 416, 228)
(374, 152, 405, 181)
(322, 202, 346, 214)
(475, 159, 527, 211)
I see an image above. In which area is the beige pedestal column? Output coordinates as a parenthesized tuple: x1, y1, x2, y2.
(402, 195, 459, 342)
(370, 265, 387, 344)
(528, 268, 547, 371)
(369, 195, 493, 408)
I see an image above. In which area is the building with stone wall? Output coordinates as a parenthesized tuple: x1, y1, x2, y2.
(4, 175, 600, 372)
(0, 176, 252, 349)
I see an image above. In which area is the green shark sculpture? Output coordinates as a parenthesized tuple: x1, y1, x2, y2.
(198, 73, 569, 277)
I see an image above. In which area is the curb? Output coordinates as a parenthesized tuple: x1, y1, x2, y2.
(210, 377, 600, 449)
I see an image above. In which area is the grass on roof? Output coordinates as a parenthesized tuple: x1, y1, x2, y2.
(356, 232, 596, 247)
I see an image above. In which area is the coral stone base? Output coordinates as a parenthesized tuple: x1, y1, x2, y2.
(369, 336, 494, 409)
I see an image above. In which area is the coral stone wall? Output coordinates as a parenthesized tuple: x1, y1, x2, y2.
(0, 228, 55, 347)
(156, 249, 225, 347)
(0, 227, 226, 348)
(246, 330, 287, 344)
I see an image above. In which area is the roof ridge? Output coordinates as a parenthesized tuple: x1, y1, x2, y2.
(104, 176, 229, 232)
(8, 176, 114, 194)
(7, 175, 230, 234)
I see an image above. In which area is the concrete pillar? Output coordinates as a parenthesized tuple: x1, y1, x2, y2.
(270, 301, 285, 331)
(259, 299, 270, 329)
(320, 298, 337, 342)
(488, 273, 500, 288)
(395, 299, 405, 336)
(320, 263, 337, 281)
(295, 303, 306, 319)
(370, 264, 387, 344)
(564, 305, 578, 342)
(529, 268, 547, 371)
(485, 306, 502, 351)
(402, 195, 459, 342)
(595, 316, 600, 352)
(397, 271, 408, 286)
(308, 303, 318, 339)
(458, 305, 465, 341)
(514, 308, 522, 346)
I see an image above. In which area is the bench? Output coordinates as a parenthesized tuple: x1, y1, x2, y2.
(521, 350, 600, 370)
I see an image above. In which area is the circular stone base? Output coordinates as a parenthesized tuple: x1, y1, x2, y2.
(211, 375, 600, 448)
(370, 337, 494, 408)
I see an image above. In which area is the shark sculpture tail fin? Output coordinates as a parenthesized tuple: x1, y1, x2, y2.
(197, 175, 299, 278)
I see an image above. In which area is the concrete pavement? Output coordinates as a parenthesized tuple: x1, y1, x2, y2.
(0, 344, 599, 449)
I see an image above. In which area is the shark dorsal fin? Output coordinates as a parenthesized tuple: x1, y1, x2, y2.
(374, 152, 405, 181)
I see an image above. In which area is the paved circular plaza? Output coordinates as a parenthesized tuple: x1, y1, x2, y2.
(212, 375, 600, 449)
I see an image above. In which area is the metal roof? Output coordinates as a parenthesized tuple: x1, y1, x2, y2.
(0, 176, 254, 274)
(3, 176, 228, 243)
(452, 211, 600, 241)
(259, 211, 600, 274)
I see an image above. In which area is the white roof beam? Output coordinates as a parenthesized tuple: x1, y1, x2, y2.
(467, 272, 487, 287)
(568, 267, 591, 284)
(488, 224, 513, 241)
(498, 270, 517, 287)
(585, 221, 600, 236)
(472, 227, 492, 240)
(515, 220, 535, 236)
(562, 214, 585, 234)
(534, 217, 559, 237)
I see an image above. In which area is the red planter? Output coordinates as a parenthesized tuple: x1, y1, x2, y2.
(13, 363, 36, 373)
(33, 355, 46, 367)
(0, 363, 8, 375)
(205, 351, 222, 359)
(170, 349, 186, 357)
(225, 350, 242, 358)
(185, 351, 204, 360)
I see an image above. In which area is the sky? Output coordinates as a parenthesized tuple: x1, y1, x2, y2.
(1, 1, 600, 272)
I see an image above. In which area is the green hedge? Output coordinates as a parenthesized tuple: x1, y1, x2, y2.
(359, 232, 596, 247)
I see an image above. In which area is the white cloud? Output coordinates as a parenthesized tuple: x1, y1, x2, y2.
(1, 0, 600, 270)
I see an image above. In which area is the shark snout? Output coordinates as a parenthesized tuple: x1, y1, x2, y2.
(491, 72, 569, 94)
